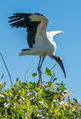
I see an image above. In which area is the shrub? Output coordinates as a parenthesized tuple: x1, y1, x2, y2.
(0, 68, 81, 119)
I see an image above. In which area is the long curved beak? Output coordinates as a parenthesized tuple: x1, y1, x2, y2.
(52, 55, 66, 78)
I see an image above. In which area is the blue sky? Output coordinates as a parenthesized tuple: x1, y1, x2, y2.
(0, 0, 81, 101)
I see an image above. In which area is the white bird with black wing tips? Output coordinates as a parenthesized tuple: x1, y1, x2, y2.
(9, 13, 66, 86)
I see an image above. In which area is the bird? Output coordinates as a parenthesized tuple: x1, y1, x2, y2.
(9, 13, 66, 86)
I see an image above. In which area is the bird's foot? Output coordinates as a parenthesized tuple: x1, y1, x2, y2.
(37, 79, 45, 87)
(37, 78, 42, 87)
(37, 66, 44, 87)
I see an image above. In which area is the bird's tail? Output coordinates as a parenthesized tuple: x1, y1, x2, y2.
(19, 51, 27, 56)
(19, 49, 37, 56)
(19, 49, 30, 56)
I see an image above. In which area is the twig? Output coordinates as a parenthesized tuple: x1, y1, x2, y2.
(24, 70, 28, 83)
(49, 64, 56, 71)
(0, 51, 13, 85)
(0, 74, 4, 84)
(42, 64, 56, 75)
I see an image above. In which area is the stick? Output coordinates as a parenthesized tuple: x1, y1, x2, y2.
(0, 51, 13, 85)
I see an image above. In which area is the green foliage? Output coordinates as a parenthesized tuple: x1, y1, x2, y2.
(0, 68, 81, 119)
(32, 73, 37, 77)
(46, 67, 52, 76)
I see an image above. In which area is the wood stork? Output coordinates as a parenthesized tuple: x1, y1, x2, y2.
(9, 13, 66, 86)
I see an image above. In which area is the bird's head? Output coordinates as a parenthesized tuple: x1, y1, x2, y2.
(52, 55, 66, 78)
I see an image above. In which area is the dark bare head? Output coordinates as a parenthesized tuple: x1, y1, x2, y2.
(52, 55, 66, 78)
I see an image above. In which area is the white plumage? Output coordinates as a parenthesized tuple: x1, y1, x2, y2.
(9, 13, 66, 84)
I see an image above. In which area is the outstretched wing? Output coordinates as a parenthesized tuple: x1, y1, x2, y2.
(9, 13, 48, 48)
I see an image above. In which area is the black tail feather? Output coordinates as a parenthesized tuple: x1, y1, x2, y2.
(21, 49, 30, 51)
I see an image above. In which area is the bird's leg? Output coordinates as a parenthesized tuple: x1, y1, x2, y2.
(38, 56, 41, 69)
(37, 57, 43, 87)
(40, 57, 45, 68)
(37, 67, 42, 87)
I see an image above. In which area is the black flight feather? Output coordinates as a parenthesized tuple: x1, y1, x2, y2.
(9, 13, 41, 48)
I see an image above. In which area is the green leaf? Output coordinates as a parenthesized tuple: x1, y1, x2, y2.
(52, 70, 54, 73)
(16, 78, 19, 82)
(10, 85, 13, 89)
(28, 82, 36, 89)
(53, 77, 57, 82)
(46, 67, 52, 76)
(48, 82, 52, 87)
(3, 82, 6, 87)
(32, 73, 37, 77)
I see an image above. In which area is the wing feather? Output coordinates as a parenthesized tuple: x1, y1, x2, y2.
(9, 13, 48, 48)
(47, 31, 64, 40)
